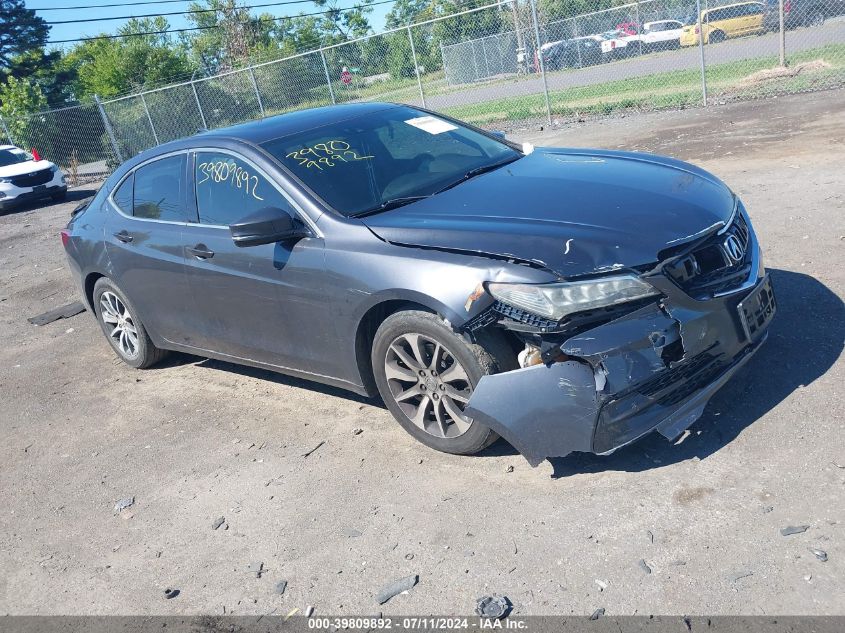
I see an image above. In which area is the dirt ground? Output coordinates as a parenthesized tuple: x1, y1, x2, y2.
(1, 90, 843, 617)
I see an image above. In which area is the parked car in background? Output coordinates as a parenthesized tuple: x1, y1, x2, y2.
(541, 34, 604, 69)
(0, 145, 67, 212)
(762, 0, 844, 30)
(600, 28, 640, 59)
(681, 1, 765, 44)
(62, 102, 774, 466)
(640, 19, 686, 50)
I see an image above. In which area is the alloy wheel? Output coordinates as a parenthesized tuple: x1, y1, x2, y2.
(384, 333, 473, 439)
(100, 291, 140, 359)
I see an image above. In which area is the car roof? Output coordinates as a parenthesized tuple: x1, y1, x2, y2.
(118, 102, 404, 175)
(197, 102, 399, 145)
(0, 145, 20, 151)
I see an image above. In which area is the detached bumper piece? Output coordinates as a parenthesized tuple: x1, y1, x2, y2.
(465, 274, 775, 467)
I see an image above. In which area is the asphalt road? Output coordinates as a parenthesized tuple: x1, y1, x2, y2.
(0, 90, 843, 617)
(428, 19, 845, 110)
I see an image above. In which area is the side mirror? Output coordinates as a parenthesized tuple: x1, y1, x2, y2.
(229, 206, 309, 247)
(490, 130, 507, 141)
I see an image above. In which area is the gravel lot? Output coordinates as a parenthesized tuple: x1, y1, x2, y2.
(1, 90, 843, 617)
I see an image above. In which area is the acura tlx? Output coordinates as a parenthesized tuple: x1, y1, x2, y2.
(61, 103, 775, 466)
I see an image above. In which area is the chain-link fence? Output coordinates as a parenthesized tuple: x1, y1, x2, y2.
(2, 0, 843, 183)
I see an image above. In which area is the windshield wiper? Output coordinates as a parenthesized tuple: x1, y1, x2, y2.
(352, 195, 429, 218)
(435, 155, 521, 195)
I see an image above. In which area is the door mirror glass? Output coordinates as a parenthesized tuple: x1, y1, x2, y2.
(229, 206, 309, 247)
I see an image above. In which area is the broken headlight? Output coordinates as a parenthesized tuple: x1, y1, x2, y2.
(486, 275, 659, 321)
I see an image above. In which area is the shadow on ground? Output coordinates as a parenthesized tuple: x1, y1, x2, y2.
(185, 355, 377, 407)
(152, 269, 842, 474)
(546, 268, 843, 478)
(0, 188, 98, 217)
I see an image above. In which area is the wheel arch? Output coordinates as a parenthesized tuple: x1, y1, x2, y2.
(353, 296, 441, 398)
(83, 271, 107, 314)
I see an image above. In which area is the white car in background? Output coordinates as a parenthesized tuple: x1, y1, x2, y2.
(639, 19, 686, 50)
(0, 145, 67, 212)
(600, 29, 640, 59)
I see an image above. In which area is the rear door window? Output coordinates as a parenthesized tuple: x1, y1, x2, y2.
(193, 152, 295, 226)
(132, 154, 191, 222)
(112, 173, 134, 214)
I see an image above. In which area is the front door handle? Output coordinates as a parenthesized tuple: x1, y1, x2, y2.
(187, 244, 215, 259)
(113, 231, 133, 243)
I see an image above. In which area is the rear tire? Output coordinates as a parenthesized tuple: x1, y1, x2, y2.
(371, 310, 516, 456)
(92, 277, 168, 369)
(709, 30, 726, 43)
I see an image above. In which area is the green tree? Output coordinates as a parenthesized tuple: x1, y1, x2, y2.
(0, 0, 50, 75)
(385, 0, 433, 28)
(0, 75, 48, 144)
(432, 0, 504, 45)
(312, 0, 375, 40)
(65, 17, 193, 98)
(187, 0, 278, 72)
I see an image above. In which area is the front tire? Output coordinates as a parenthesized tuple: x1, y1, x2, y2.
(92, 278, 168, 369)
(371, 310, 514, 456)
(709, 30, 726, 43)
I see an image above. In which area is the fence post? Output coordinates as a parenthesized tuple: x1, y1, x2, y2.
(469, 39, 481, 82)
(778, 0, 786, 66)
(248, 67, 266, 117)
(695, 0, 708, 106)
(139, 93, 159, 145)
(407, 26, 427, 108)
(510, 0, 526, 74)
(574, 17, 583, 68)
(635, 1, 643, 56)
(440, 41, 450, 84)
(320, 50, 337, 105)
(480, 36, 492, 77)
(529, 0, 552, 126)
(0, 114, 11, 144)
(191, 80, 208, 130)
(94, 94, 122, 164)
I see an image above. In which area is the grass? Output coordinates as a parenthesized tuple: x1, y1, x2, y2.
(441, 43, 845, 126)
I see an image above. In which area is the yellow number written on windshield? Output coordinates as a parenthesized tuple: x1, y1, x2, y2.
(286, 140, 374, 171)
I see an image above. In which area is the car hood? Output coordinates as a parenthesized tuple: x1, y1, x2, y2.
(361, 148, 736, 277)
(0, 160, 55, 178)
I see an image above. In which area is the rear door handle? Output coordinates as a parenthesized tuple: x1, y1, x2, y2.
(113, 231, 133, 243)
(187, 244, 215, 259)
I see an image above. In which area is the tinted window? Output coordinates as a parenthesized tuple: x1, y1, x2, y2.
(133, 154, 189, 221)
(261, 106, 520, 217)
(0, 149, 29, 167)
(194, 152, 295, 226)
(743, 3, 763, 15)
(112, 173, 133, 214)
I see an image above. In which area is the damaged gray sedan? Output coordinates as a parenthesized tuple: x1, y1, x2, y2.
(62, 102, 775, 466)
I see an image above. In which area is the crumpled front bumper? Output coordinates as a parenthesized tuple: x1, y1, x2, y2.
(464, 238, 775, 467)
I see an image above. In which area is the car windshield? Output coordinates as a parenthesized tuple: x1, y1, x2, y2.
(0, 149, 30, 167)
(261, 106, 521, 217)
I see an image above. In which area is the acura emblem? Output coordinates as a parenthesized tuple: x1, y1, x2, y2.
(723, 234, 745, 264)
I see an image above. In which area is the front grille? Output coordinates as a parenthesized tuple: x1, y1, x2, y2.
(665, 211, 753, 298)
(11, 168, 53, 188)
